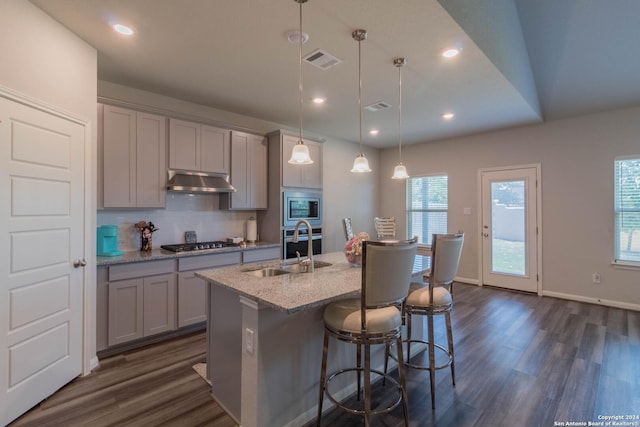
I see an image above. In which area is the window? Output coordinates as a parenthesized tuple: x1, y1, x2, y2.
(407, 175, 448, 271)
(615, 157, 640, 264)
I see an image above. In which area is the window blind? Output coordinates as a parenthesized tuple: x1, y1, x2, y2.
(614, 157, 640, 263)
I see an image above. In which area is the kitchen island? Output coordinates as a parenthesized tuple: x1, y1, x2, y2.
(196, 251, 425, 427)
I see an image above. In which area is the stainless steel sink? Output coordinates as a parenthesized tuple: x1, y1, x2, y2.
(280, 260, 332, 273)
(245, 267, 290, 277)
(243, 261, 332, 277)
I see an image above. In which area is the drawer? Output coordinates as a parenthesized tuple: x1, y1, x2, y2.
(242, 247, 280, 263)
(178, 251, 242, 272)
(109, 259, 175, 281)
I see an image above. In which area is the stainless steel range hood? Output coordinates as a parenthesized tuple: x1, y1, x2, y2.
(167, 170, 236, 193)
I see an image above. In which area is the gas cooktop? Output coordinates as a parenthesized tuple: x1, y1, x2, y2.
(161, 241, 237, 252)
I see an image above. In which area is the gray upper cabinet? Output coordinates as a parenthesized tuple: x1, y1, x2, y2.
(224, 131, 267, 210)
(100, 104, 167, 208)
(169, 118, 230, 174)
(278, 132, 323, 189)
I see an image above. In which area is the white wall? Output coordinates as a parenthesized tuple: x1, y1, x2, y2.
(321, 141, 379, 252)
(380, 106, 640, 308)
(0, 1, 98, 371)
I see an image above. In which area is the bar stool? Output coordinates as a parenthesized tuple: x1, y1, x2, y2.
(403, 233, 463, 409)
(343, 217, 354, 241)
(316, 237, 418, 427)
(374, 216, 396, 240)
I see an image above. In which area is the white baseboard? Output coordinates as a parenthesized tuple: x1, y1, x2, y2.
(542, 290, 640, 312)
(89, 356, 99, 372)
(456, 277, 640, 312)
(454, 276, 479, 285)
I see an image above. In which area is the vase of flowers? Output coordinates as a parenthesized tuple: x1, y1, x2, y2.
(344, 232, 369, 267)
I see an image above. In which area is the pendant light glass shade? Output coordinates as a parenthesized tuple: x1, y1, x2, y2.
(392, 163, 409, 179)
(351, 154, 372, 173)
(289, 142, 312, 164)
(351, 29, 371, 173)
(391, 57, 409, 179)
(288, 0, 313, 165)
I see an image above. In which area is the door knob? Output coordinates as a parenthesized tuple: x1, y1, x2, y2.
(73, 259, 87, 268)
(483, 233, 489, 238)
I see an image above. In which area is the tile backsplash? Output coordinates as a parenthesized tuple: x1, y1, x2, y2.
(98, 192, 258, 252)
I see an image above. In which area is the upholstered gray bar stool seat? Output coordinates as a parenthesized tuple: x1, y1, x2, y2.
(402, 233, 464, 410)
(317, 237, 418, 427)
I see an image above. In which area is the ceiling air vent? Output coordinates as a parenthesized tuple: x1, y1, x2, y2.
(365, 101, 391, 112)
(304, 49, 343, 70)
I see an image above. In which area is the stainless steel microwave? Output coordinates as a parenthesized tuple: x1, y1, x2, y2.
(283, 191, 322, 227)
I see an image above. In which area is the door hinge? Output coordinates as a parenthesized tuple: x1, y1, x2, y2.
(537, 274, 539, 282)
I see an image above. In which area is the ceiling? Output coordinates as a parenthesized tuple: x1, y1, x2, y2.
(31, 0, 640, 148)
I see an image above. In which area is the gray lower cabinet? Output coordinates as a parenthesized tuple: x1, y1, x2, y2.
(177, 252, 242, 328)
(106, 259, 176, 347)
(177, 272, 207, 328)
(97, 247, 280, 352)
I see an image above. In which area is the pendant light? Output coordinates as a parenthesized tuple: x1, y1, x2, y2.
(350, 29, 372, 173)
(288, 0, 313, 165)
(391, 57, 409, 179)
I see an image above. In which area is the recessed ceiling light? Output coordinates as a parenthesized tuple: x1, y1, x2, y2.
(442, 48, 460, 58)
(113, 24, 134, 36)
(442, 112, 455, 120)
(286, 29, 309, 44)
(312, 97, 326, 104)
(369, 129, 379, 136)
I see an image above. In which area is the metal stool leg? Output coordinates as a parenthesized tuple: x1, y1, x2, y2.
(364, 340, 372, 427)
(357, 343, 362, 400)
(316, 331, 330, 426)
(395, 336, 410, 427)
(445, 311, 455, 386)
(406, 311, 413, 362)
(427, 312, 436, 409)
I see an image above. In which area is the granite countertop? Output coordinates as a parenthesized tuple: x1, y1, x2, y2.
(96, 242, 280, 267)
(196, 252, 362, 314)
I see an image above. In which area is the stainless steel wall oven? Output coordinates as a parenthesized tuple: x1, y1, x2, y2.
(283, 228, 322, 259)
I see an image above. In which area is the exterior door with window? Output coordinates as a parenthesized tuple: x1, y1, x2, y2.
(480, 166, 540, 293)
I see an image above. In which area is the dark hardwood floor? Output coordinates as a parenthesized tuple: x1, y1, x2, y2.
(10, 283, 640, 427)
(9, 332, 237, 427)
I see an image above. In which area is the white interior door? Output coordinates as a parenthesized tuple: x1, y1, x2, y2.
(0, 96, 85, 425)
(480, 166, 540, 293)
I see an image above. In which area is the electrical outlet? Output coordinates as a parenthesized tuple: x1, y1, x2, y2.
(592, 272, 601, 284)
(245, 328, 255, 355)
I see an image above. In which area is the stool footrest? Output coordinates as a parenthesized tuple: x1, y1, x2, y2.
(389, 339, 453, 371)
(324, 367, 403, 417)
